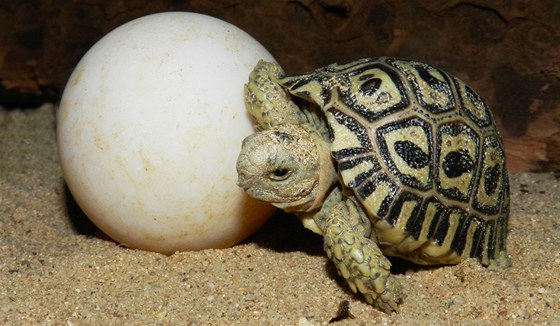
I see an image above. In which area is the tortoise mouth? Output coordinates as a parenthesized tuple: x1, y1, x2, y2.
(238, 175, 318, 212)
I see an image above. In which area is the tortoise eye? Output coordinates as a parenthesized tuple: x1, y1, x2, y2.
(269, 168, 292, 181)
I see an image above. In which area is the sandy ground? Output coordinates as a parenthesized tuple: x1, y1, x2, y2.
(1, 104, 559, 325)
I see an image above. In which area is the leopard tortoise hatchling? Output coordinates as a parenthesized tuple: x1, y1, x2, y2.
(236, 57, 511, 313)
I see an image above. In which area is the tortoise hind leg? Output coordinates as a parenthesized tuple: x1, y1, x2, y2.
(488, 250, 511, 270)
(488, 218, 511, 270)
(314, 189, 405, 313)
(480, 214, 511, 270)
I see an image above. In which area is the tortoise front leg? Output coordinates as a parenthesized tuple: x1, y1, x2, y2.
(244, 60, 331, 142)
(244, 60, 309, 130)
(314, 189, 405, 313)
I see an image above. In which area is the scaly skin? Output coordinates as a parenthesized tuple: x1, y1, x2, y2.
(245, 61, 331, 140)
(244, 60, 308, 130)
(314, 188, 405, 313)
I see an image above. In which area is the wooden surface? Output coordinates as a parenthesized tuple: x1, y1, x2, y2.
(1, 0, 559, 172)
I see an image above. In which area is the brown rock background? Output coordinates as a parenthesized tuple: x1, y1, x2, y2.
(1, 0, 559, 172)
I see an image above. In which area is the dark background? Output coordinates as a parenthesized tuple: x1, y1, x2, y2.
(1, 0, 559, 172)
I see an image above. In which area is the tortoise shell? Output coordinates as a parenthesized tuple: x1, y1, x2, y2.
(279, 57, 509, 267)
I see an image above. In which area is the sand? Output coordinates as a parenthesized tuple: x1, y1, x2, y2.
(1, 104, 559, 325)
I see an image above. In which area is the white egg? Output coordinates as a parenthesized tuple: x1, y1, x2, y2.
(57, 12, 275, 254)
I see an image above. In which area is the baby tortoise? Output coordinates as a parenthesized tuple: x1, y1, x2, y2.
(236, 57, 511, 313)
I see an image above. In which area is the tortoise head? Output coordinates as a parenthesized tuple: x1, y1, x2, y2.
(236, 124, 337, 212)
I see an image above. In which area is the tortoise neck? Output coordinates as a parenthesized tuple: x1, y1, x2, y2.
(304, 133, 338, 212)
